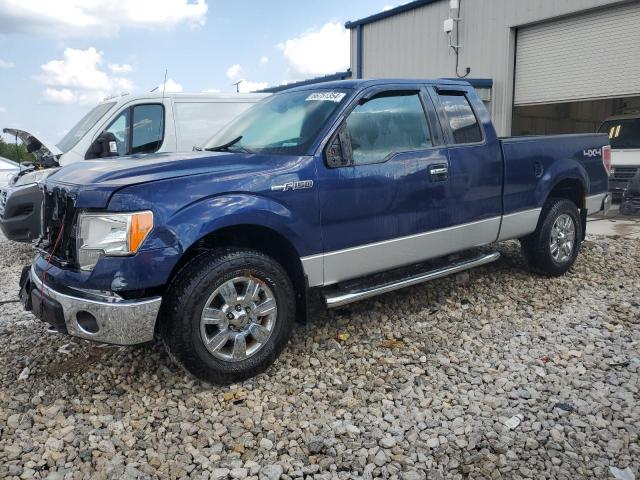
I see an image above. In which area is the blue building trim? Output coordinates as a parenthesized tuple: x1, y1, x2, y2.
(356, 25, 363, 79)
(345, 0, 441, 29)
(442, 78, 493, 88)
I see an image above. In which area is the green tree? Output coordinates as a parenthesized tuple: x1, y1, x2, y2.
(0, 136, 36, 164)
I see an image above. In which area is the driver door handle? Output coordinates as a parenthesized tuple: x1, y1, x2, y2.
(429, 164, 448, 181)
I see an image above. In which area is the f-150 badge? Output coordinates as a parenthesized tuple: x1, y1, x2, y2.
(271, 180, 314, 192)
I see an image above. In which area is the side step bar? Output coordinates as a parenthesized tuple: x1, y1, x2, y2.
(323, 251, 500, 308)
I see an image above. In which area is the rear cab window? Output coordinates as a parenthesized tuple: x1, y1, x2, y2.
(437, 92, 483, 144)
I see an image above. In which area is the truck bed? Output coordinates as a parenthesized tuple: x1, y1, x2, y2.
(499, 133, 609, 215)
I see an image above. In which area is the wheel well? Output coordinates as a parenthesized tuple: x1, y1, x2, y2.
(547, 178, 587, 240)
(168, 225, 308, 322)
(548, 179, 585, 210)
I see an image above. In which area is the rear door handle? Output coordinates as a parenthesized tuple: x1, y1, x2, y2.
(429, 164, 448, 181)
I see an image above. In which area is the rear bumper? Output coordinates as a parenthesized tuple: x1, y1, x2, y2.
(586, 192, 611, 216)
(609, 179, 628, 199)
(0, 183, 42, 242)
(20, 265, 161, 345)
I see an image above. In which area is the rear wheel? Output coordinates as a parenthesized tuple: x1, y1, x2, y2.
(161, 248, 295, 384)
(520, 198, 582, 276)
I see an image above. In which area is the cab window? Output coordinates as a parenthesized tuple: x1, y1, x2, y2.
(438, 93, 483, 144)
(132, 104, 164, 154)
(102, 104, 164, 156)
(345, 92, 432, 165)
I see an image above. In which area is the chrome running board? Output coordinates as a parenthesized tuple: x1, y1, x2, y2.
(323, 251, 500, 308)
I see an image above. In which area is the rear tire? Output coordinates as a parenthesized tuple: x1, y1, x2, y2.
(161, 248, 295, 384)
(520, 198, 582, 277)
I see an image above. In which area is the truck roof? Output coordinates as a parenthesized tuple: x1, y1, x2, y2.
(283, 78, 474, 93)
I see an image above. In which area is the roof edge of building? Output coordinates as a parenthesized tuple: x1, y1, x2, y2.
(255, 70, 352, 93)
(345, 0, 442, 29)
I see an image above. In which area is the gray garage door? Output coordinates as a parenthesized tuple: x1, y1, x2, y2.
(514, 2, 640, 106)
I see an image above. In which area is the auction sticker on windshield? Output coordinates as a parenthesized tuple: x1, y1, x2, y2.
(306, 92, 346, 102)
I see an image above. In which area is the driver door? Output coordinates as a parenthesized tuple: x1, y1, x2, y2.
(317, 86, 450, 285)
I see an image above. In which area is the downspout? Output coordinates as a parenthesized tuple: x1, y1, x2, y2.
(356, 25, 363, 79)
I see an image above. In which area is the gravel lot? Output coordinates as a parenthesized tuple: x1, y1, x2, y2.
(0, 232, 638, 480)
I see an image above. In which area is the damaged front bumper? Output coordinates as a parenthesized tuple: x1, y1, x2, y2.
(20, 265, 162, 345)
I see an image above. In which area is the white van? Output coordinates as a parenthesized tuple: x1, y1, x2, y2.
(0, 92, 267, 241)
(0, 156, 19, 188)
(597, 113, 640, 199)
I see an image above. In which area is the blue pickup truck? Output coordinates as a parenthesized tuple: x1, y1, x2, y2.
(20, 79, 611, 383)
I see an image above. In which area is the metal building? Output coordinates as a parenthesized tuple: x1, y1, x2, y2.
(345, 0, 640, 136)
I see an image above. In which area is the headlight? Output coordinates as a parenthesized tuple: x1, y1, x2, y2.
(77, 211, 154, 271)
(13, 168, 56, 187)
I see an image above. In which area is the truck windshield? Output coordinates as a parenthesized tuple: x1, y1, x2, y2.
(204, 89, 349, 155)
(598, 118, 640, 149)
(56, 102, 116, 153)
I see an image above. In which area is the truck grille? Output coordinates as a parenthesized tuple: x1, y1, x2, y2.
(40, 188, 78, 265)
(611, 166, 638, 181)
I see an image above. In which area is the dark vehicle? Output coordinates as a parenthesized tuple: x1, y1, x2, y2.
(20, 79, 610, 383)
(620, 170, 640, 215)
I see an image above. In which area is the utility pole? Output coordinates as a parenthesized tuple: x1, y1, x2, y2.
(232, 80, 243, 93)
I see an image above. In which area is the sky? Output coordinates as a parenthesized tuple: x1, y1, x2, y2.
(0, 0, 397, 144)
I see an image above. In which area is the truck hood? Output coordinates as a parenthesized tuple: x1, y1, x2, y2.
(44, 151, 302, 208)
(3, 128, 63, 159)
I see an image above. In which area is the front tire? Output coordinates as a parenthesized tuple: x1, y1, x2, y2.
(161, 248, 295, 384)
(520, 198, 582, 276)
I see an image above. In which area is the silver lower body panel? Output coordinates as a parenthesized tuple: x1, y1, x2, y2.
(303, 216, 501, 287)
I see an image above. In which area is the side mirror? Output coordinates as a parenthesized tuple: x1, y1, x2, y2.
(325, 126, 353, 168)
(85, 131, 120, 160)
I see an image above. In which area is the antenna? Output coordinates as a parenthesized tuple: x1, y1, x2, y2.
(161, 69, 168, 100)
(232, 79, 243, 93)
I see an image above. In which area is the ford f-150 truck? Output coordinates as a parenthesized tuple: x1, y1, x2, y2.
(19, 79, 611, 384)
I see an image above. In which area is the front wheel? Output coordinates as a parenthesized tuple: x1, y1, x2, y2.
(161, 248, 295, 384)
(520, 197, 582, 276)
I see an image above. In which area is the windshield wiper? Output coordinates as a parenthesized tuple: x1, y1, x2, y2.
(205, 135, 252, 153)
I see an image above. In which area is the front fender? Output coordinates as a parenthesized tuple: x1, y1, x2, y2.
(166, 193, 313, 256)
(534, 157, 590, 208)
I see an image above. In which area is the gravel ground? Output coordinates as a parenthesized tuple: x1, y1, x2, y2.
(0, 232, 638, 480)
